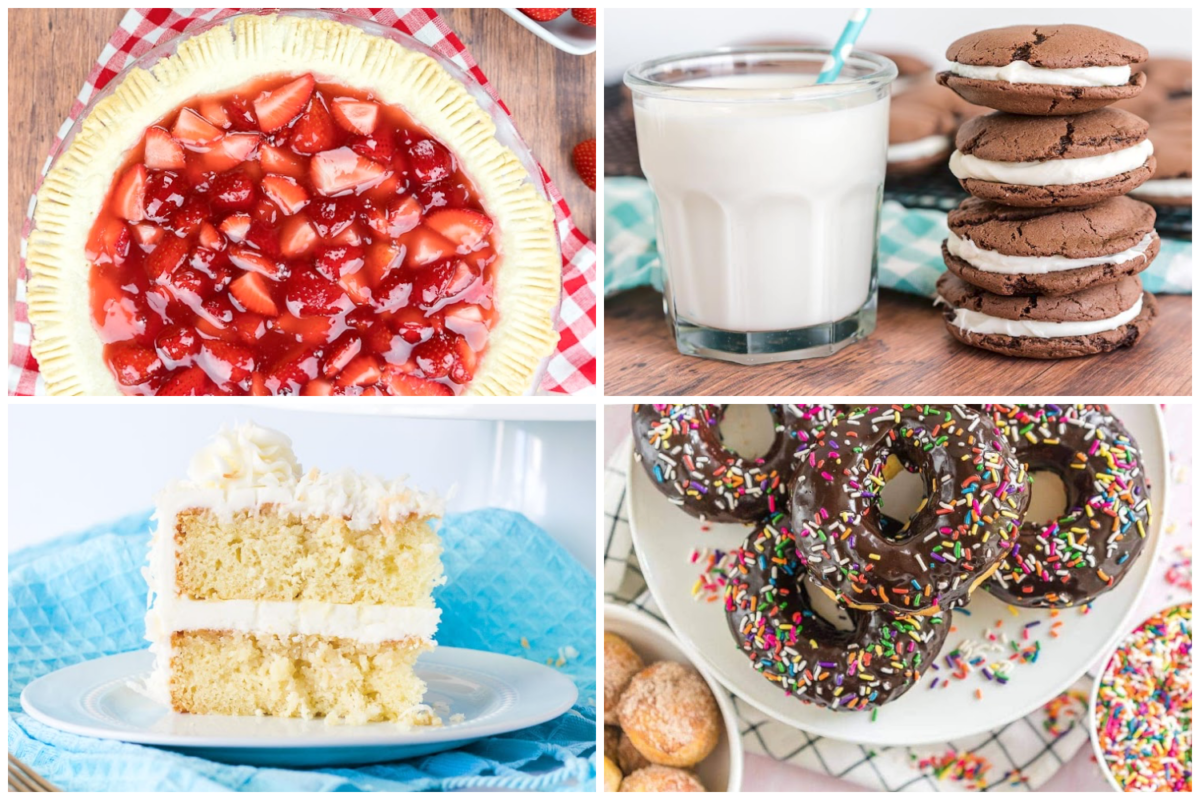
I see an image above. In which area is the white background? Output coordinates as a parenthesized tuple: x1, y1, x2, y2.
(8, 404, 597, 573)
(604, 8, 1193, 82)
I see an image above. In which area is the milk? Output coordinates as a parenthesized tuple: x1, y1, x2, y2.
(629, 59, 894, 361)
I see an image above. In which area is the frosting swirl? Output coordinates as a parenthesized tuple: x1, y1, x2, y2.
(186, 422, 301, 490)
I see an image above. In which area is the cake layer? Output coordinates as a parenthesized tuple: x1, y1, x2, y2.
(170, 631, 434, 724)
(172, 508, 443, 605)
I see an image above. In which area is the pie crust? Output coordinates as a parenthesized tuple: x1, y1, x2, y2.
(26, 13, 560, 395)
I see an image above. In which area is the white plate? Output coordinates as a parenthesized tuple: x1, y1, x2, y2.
(245, 401, 597, 421)
(21, 647, 578, 767)
(628, 404, 1169, 746)
(501, 9, 597, 56)
(605, 603, 743, 792)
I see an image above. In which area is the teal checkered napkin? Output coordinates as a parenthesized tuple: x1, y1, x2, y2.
(604, 176, 1193, 298)
(8, 509, 596, 792)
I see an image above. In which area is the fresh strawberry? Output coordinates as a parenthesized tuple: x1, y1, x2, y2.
(111, 165, 147, 222)
(198, 221, 224, 251)
(402, 226, 456, 267)
(300, 379, 335, 395)
(310, 197, 357, 239)
(276, 313, 334, 344)
(384, 369, 453, 396)
(145, 127, 186, 170)
(290, 95, 340, 154)
(203, 131, 262, 172)
(198, 99, 231, 129)
(373, 268, 414, 313)
(415, 179, 471, 211)
(228, 243, 286, 281)
(254, 74, 315, 133)
(391, 306, 434, 344)
(571, 8, 596, 26)
(87, 218, 132, 266)
(211, 171, 256, 212)
(279, 215, 318, 258)
(424, 208, 493, 250)
(130, 222, 163, 248)
(314, 244, 365, 282)
(146, 236, 190, 279)
(155, 324, 201, 364)
(200, 340, 255, 384)
(331, 98, 379, 135)
(335, 354, 382, 387)
(108, 342, 165, 386)
(219, 212, 252, 243)
(230, 272, 279, 315)
(143, 171, 189, 224)
(266, 346, 319, 393)
(261, 174, 310, 215)
(310, 147, 390, 196)
(244, 221, 282, 259)
(232, 312, 267, 344)
(572, 138, 596, 191)
(198, 295, 236, 329)
(259, 144, 307, 179)
(411, 330, 457, 379)
(409, 138, 453, 184)
(168, 195, 210, 237)
(158, 365, 214, 395)
(166, 265, 214, 302)
(349, 126, 395, 164)
(172, 108, 224, 151)
(284, 269, 351, 316)
(518, 8, 567, 22)
(322, 332, 364, 377)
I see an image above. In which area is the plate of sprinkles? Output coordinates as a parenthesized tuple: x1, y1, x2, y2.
(627, 403, 1169, 746)
(1091, 602, 1192, 792)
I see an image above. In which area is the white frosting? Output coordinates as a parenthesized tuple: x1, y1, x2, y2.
(946, 231, 1155, 275)
(950, 60, 1131, 87)
(949, 139, 1153, 187)
(887, 134, 951, 163)
(1132, 177, 1193, 198)
(142, 422, 445, 707)
(940, 295, 1143, 338)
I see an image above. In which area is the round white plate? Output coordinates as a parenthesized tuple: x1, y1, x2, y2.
(500, 9, 597, 56)
(21, 646, 578, 767)
(244, 401, 597, 421)
(628, 404, 1169, 746)
(605, 603, 743, 792)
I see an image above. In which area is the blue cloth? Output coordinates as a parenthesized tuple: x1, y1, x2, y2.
(604, 175, 1194, 297)
(8, 509, 597, 792)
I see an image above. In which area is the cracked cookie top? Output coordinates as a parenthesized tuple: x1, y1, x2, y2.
(945, 25, 1148, 69)
(955, 108, 1149, 162)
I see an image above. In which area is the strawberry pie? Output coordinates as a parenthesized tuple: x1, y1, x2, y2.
(26, 13, 560, 396)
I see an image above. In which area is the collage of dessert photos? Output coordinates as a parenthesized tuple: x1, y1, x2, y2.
(3, 6, 1192, 796)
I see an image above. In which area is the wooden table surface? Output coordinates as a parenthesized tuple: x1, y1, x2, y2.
(7, 8, 594, 357)
(605, 287, 1192, 396)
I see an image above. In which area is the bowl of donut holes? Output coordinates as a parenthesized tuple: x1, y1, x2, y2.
(604, 603, 743, 792)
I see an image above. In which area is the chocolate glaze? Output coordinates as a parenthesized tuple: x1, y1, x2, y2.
(790, 405, 1030, 615)
(632, 404, 834, 523)
(725, 513, 952, 710)
(981, 404, 1152, 608)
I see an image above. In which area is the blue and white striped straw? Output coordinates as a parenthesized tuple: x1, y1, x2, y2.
(816, 8, 872, 84)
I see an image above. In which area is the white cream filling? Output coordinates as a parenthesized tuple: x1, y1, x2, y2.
(1131, 177, 1192, 198)
(940, 295, 1143, 338)
(946, 231, 1155, 275)
(146, 599, 440, 643)
(888, 134, 951, 163)
(950, 60, 1132, 87)
(949, 139, 1153, 187)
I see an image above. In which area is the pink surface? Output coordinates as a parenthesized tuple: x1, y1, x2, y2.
(604, 403, 1192, 792)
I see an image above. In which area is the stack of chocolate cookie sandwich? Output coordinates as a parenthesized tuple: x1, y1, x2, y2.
(932, 24, 1161, 359)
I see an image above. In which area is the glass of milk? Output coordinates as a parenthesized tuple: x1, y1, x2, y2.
(625, 48, 897, 363)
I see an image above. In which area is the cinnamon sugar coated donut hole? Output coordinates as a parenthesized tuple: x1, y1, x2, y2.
(604, 632, 645, 724)
(618, 730, 652, 773)
(617, 661, 720, 767)
(620, 765, 706, 792)
(603, 757, 623, 792)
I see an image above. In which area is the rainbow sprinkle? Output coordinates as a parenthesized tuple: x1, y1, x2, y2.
(1095, 603, 1191, 791)
(915, 749, 993, 789)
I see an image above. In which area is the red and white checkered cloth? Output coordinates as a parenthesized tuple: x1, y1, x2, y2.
(9, 8, 597, 396)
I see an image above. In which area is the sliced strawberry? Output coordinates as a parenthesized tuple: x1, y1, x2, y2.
(261, 174, 310, 215)
(244, 221, 282, 259)
(198, 221, 224, 251)
(230, 272, 279, 315)
(314, 244, 365, 282)
(169, 195, 210, 237)
(204, 131, 262, 172)
(415, 178, 471, 211)
(158, 365, 214, 395)
(291, 95, 340, 154)
(87, 218, 132, 266)
(336, 354, 382, 387)
(374, 269, 414, 313)
(254, 74, 315, 133)
(301, 378, 335, 395)
(276, 313, 333, 344)
(383, 195, 423, 237)
(145, 126, 186, 170)
(338, 269, 374, 305)
(349, 125, 395, 164)
(402, 226, 456, 267)
(108, 342, 165, 386)
(391, 306, 434, 344)
(310, 147, 390, 196)
(284, 269, 351, 316)
(111, 164, 147, 222)
(365, 241, 403, 286)
(143, 171, 189, 224)
(250, 373, 271, 396)
(411, 257, 478, 310)
(424, 208, 493, 250)
(146, 236, 190, 279)
(166, 264, 214, 303)
(173, 108, 224, 151)
(198, 99, 232, 129)
(322, 332, 364, 377)
(266, 346, 319, 394)
(344, 306, 378, 332)
(310, 197, 357, 238)
(279, 215, 318, 258)
(130, 222, 163, 248)
(331, 98, 379, 135)
(259, 143, 307, 179)
(155, 324, 201, 364)
(232, 312, 267, 344)
(200, 340, 255, 384)
(219, 213, 252, 243)
(409, 138, 453, 184)
(198, 295, 236, 329)
(228, 243, 287, 281)
(384, 369, 453, 396)
(412, 330, 459, 379)
(450, 334, 477, 384)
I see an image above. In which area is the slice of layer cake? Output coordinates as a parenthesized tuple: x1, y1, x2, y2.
(143, 422, 444, 724)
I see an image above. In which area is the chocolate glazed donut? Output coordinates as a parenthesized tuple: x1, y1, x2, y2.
(980, 404, 1153, 608)
(632, 404, 800, 522)
(790, 405, 1031, 616)
(725, 513, 952, 710)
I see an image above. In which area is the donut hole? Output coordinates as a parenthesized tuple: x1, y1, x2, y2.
(715, 404, 776, 460)
(877, 454, 929, 542)
(803, 578, 856, 633)
(1026, 470, 1070, 526)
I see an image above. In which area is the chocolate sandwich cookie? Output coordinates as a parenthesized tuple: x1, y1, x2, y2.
(1147, 95, 1192, 124)
(935, 273, 1157, 359)
(936, 24, 1148, 115)
(942, 196, 1160, 296)
(887, 100, 956, 176)
(877, 50, 933, 94)
(950, 109, 1155, 207)
(1131, 120, 1191, 207)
